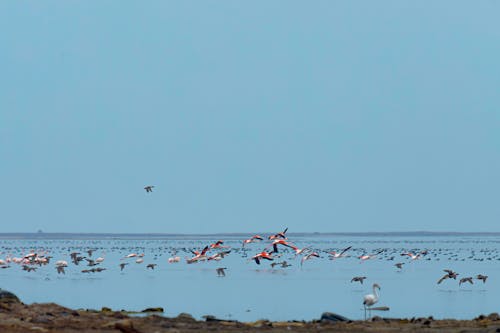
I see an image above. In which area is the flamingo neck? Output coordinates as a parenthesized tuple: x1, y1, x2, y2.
(373, 286, 379, 300)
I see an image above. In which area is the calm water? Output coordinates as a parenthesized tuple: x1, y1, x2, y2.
(1, 234, 499, 321)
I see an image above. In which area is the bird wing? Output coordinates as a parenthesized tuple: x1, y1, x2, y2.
(437, 275, 447, 284)
(340, 246, 352, 255)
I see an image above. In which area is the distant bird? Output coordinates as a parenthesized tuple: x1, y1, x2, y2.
(55, 260, 68, 274)
(476, 274, 488, 283)
(119, 263, 128, 271)
(136, 258, 144, 264)
(401, 252, 421, 260)
(87, 249, 94, 257)
(95, 255, 105, 264)
(210, 240, 229, 249)
(144, 185, 155, 193)
(242, 235, 264, 247)
(85, 258, 99, 267)
(22, 265, 37, 272)
(363, 283, 381, 320)
(216, 267, 227, 277)
(301, 252, 320, 266)
(251, 251, 274, 265)
(187, 246, 209, 264)
(395, 263, 405, 270)
(208, 250, 231, 261)
(146, 264, 157, 270)
(437, 269, 459, 284)
(271, 261, 292, 268)
(351, 276, 367, 284)
(83, 267, 106, 273)
(459, 277, 474, 286)
(268, 239, 297, 253)
(268, 227, 288, 240)
(328, 246, 352, 259)
(359, 249, 384, 261)
(168, 256, 181, 263)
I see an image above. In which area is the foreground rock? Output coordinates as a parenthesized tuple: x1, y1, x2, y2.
(1, 300, 500, 332)
(0, 289, 21, 304)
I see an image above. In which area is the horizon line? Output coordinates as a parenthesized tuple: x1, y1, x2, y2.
(1, 231, 500, 240)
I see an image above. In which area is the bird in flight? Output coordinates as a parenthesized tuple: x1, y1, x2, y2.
(459, 277, 474, 286)
(437, 269, 459, 284)
(351, 276, 367, 284)
(216, 267, 227, 277)
(144, 186, 155, 193)
(476, 274, 488, 283)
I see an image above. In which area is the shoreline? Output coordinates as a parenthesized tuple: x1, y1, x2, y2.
(1, 299, 499, 333)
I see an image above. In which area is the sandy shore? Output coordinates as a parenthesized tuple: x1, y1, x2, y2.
(1, 300, 500, 332)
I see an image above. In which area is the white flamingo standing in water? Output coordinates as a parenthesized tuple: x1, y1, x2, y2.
(363, 283, 381, 320)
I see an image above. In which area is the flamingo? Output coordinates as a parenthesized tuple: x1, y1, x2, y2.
(401, 252, 421, 260)
(359, 249, 384, 262)
(210, 240, 229, 249)
(293, 247, 311, 256)
(242, 235, 264, 247)
(328, 246, 352, 259)
(208, 250, 231, 261)
(267, 239, 297, 253)
(363, 283, 381, 320)
(216, 267, 227, 277)
(168, 256, 181, 263)
(301, 252, 320, 266)
(251, 251, 274, 265)
(123, 253, 138, 259)
(187, 246, 209, 264)
(144, 185, 155, 193)
(268, 227, 288, 240)
(95, 253, 106, 263)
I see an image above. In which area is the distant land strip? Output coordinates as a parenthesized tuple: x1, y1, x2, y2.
(1, 231, 500, 240)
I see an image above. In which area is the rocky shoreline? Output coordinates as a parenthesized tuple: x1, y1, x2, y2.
(1, 290, 500, 332)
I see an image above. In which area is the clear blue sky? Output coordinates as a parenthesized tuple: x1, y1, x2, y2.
(1, 1, 498, 233)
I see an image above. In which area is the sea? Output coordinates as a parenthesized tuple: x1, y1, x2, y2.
(1, 232, 499, 321)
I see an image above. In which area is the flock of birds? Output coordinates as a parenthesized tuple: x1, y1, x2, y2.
(0, 185, 493, 320)
(0, 224, 492, 319)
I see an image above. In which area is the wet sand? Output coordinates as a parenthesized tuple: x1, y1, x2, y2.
(1, 300, 500, 333)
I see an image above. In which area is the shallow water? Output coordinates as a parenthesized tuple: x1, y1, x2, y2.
(1, 234, 499, 321)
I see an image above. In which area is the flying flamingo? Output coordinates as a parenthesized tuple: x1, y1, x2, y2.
(301, 252, 320, 266)
(242, 235, 264, 247)
(268, 228, 288, 240)
(208, 250, 231, 261)
(328, 246, 352, 259)
(251, 251, 274, 265)
(210, 240, 229, 249)
(363, 283, 381, 320)
(359, 249, 384, 262)
(123, 253, 144, 260)
(187, 246, 209, 264)
(267, 239, 297, 253)
(400, 252, 421, 260)
(95, 253, 106, 263)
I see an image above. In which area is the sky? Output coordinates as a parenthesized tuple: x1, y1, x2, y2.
(0, 1, 499, 233)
